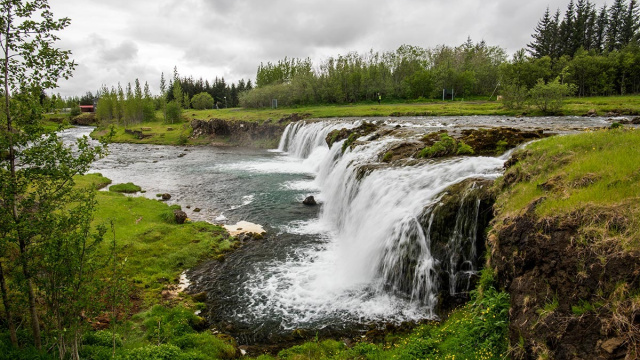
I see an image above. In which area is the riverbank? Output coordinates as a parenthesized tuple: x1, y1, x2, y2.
(88, 95, 640, 148)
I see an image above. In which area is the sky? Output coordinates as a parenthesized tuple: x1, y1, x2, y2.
(48, 0, 609, 97)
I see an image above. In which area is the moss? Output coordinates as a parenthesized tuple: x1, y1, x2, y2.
(108, 182, 142, 193)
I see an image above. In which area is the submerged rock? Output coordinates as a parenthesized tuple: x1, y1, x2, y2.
(161, 193, 171, 200)
(302, 196, 317, 206)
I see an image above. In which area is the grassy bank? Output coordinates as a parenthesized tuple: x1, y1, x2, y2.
(184, 95, 640, 122)
(89, 95, 639, 146)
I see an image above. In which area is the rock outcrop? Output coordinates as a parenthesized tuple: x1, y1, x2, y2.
(191, 118, 287, 148)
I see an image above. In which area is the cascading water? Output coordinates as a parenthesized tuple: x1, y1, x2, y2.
(252, 121, 505, 323)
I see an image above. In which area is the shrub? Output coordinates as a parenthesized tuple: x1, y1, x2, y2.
(70, 105, 81, 117)
(528, 77, 576, 113)
(500, 82, 529, 110)
(191, 92, 214, 110)
(109, 182, 142, 193)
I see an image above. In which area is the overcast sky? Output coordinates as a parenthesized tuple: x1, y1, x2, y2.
(49, 0, 609, 97)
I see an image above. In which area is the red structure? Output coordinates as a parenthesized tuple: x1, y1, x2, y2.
(79, 105, 95, 113)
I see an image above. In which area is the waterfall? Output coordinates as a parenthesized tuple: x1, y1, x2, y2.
(277, 121, 505, 315)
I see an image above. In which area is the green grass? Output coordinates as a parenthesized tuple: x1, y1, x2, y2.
(497, 128, 640, 217)
(91, 121, 209, 146)
(74, 172, 112, 190)
(74, 174, 234, 303)
(181, 95, 640, 122)
(109, 182, 142, 193)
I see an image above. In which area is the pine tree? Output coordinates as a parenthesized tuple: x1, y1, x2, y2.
(621, 0, 640, 45)
(528, 7, 556, 57)
(559, 0, 576, 55)
(608, 0, 627, 51)
(594, 5, 609, 52)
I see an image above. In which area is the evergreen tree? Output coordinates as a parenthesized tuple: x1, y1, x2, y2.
(621, 0, 640, 45)
(608, 0, 627, 51)
(559, 0, 576, 55)
(528, 7, 556, 57)
(594, 5, 609, 52)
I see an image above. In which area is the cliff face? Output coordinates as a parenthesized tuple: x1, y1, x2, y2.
(488, 130, 640, 360)
(191, 119, 286, 148)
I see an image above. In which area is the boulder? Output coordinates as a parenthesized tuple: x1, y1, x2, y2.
(631, 116, 640, 124)
(584, 109, 597, 117)
(303, 196, 317, 206)
(173, 210, 187, 224)
(161, 193, 171, 200)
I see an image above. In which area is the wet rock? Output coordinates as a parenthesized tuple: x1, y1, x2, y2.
(584, 109, 597, 117)
(632, 116, 640, 124)
(161, 193, 171, 200)
(173, 210, 187, 224)
(193, 208, 201, 212)
(302, 196, 317, 206)
(178, 153, 186, 158)
(192, 292, 207, 302)
(325, 122, 379, 148)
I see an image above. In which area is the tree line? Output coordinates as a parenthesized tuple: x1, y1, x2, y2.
(95, 67, 253, 126)
(241, 40, 506, 107)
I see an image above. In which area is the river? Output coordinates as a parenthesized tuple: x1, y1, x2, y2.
(59, 115, 612, 344)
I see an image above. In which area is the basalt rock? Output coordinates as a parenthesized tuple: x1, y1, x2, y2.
(302, 196, 317, 206)
(191, 118, 286, 148)
(325, 121, 379, 149)
(173, 210, 188, 224)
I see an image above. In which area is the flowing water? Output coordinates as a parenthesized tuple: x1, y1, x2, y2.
(60, 116, 611, 344)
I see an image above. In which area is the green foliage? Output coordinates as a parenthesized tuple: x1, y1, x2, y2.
(277, 340, 346, 359)
(500, 82, 529, 109)
(190, 92, 214, 110)
(70, 105, 82, 117)
(341, 133, 359, 153)
(495, 140, 509, 154)
(611, 122, 624, 129)
(109, 182, 142, 193)
(382, 151, 393, 162)
(536, 296, 559, 319)
(571, 299, 602, 315)
(165, 101, 182, 124)
(495, 128, 640, 225)
(121, 344, 183, 360)
(456, 141, 475, 155)
(528, 77, 576, 113)
(419, 133, 458, 158)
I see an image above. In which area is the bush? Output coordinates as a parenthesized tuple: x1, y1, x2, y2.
(190, 92, 214, 110)
(70, 105, 81, 117)
(528, 77, 576, 113)
(500, 82, 528, 109)
(165, 100, 182, 124)
(109, 182, 142, 193)
(121, 344, 183, 360)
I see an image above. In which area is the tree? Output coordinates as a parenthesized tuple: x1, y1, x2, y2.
(528, 7, 556, 57)
(190, 92, 214, 110)
(0, 0, 107, 354)
(528, 77, 577, 113)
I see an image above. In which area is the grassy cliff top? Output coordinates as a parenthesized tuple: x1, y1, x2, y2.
(495, 127, 640, 249)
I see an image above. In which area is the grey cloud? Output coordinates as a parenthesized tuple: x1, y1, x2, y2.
(98, 40, 139, 63)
